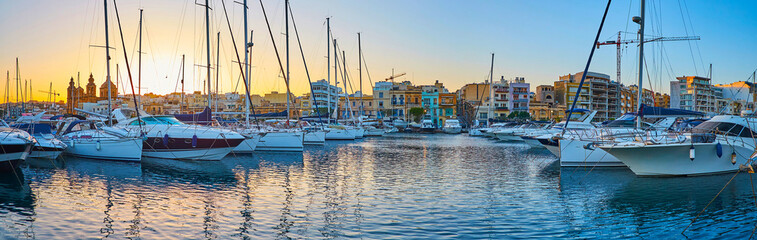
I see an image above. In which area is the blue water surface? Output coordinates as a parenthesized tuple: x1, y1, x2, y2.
(0, 133, 755, 239)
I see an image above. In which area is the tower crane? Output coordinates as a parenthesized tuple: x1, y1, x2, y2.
(40, 83, 60, 107)
(385, 72, 406, 82)
(596, 31, 700, 83)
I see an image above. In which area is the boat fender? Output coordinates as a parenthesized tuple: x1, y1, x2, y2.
(71, 140, 75, 148)
(716, 143, 723, 158)
(192, 134, 198, 148)
(732, 151, 737, 165)
(96, 140, 101, 151)
(583, 143, 596, 150)
(689, 145, 695, 161)
(163, 134, 169, 148)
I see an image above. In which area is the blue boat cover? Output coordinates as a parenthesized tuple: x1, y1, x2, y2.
(638, 104, 704, 117)
(174, 107, 212, 124)
(250, 110, 287, 118)
(11, 123, 53, 135)
(564, 108, 590, 113)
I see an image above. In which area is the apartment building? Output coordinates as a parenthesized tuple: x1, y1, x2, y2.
(670, 76, 718, 113)
(301, 79, 341, 117)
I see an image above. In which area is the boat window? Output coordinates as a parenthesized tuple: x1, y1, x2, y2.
(693, 121, 756, 137)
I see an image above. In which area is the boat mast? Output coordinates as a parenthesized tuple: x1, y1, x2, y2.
(16, 58, 22, 114)
(358, 32, 362, 119)
(216, 31, 220, 114)
(181, 54, 185, 114)
(205, 0, 212, 109)
(342, 50, 351, 121)
(285, 0, 290, 122)
(138, 9, 142, 108)
(334, 39, 339, 121)
(636, 0, 645, 129)
(326, 17, 330, 124)
(4, 71, 8, 117)
(488, 53, 494, 126)
(104, 0, 113, 126)
(244, 0, 250, 128)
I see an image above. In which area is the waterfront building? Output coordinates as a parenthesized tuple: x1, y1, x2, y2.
(302, 79, 341, 117)
(670, 76, 718, 113)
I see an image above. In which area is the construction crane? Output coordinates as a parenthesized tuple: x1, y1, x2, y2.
(385, 72, 406, 82)
(596, 31, 700, 83)
(39, 90, 60, 106)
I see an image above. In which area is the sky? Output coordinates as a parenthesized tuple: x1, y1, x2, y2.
(0, 0, 755, 103)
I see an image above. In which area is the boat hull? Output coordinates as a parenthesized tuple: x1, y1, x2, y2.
(364, 129, 385, 137)
(495, 133, 522, 142)
(64, 138, 143, 162)
(0, 143, 33, 171)
(256, 132, 304, 152)
(443, 127, 462, 134)
(143, 147, 235, 160)
(558, 139, 624, 167)
(304, 131, 326, 145)
(232, 135, 261, 153)
(143, 137, 244, 160)
(600, 142, 752, 176)
(521, 136, 544, 148)
(30, 146, 64, 159)
(325, 129, 355, 140)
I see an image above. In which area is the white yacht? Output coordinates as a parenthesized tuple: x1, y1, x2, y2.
(231, 129, 261, 153)
(442, 119, 462, 134)
(557, 107, 703, 167)
(325, 125, 356, 140)
(303, 126, 326, 145)
(520, 109, 597, 153)
(494, 122, 550, 141)
(346, 126, 365, 138)
(256, 129, 304, 151)
(420, 119, 435, 133)
(0, 121, 35, 170)
(599, 115, 755, 176)
(392, 119, 408, 129)
(12, 123, 66, 159)
(58, 120, 142, 162)
(363, 126, 385, 137)
(114, 110, 245, 160)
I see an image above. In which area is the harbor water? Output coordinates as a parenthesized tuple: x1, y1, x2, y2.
(1, 133, 756, 239)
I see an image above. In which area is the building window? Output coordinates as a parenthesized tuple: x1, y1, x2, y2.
(379, 92, 383, 98)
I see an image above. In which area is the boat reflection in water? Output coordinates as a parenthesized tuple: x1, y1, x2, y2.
(559, 167, 757, 238)
(0, 171, 35, 239)
(5, 135, 757, 238)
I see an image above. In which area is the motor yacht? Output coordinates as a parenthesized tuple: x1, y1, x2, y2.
(494, 122, 550, 141)
(420, 119, 435, 133)
(12, 123, 66, 159)
(599, 115, 756, 176)
(557, 107, 703, 167)
(521, 109, 598, 153)
(392, 119, 408, 129)
(363, 126, 385, 137)
(442, 119, 462, 134)
(0, 121, 35, 170)
(114, 110, 245, 160)
(58, 120, 142, 162)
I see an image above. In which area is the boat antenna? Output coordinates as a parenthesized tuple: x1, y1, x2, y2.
(561, 0, 612, 136)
